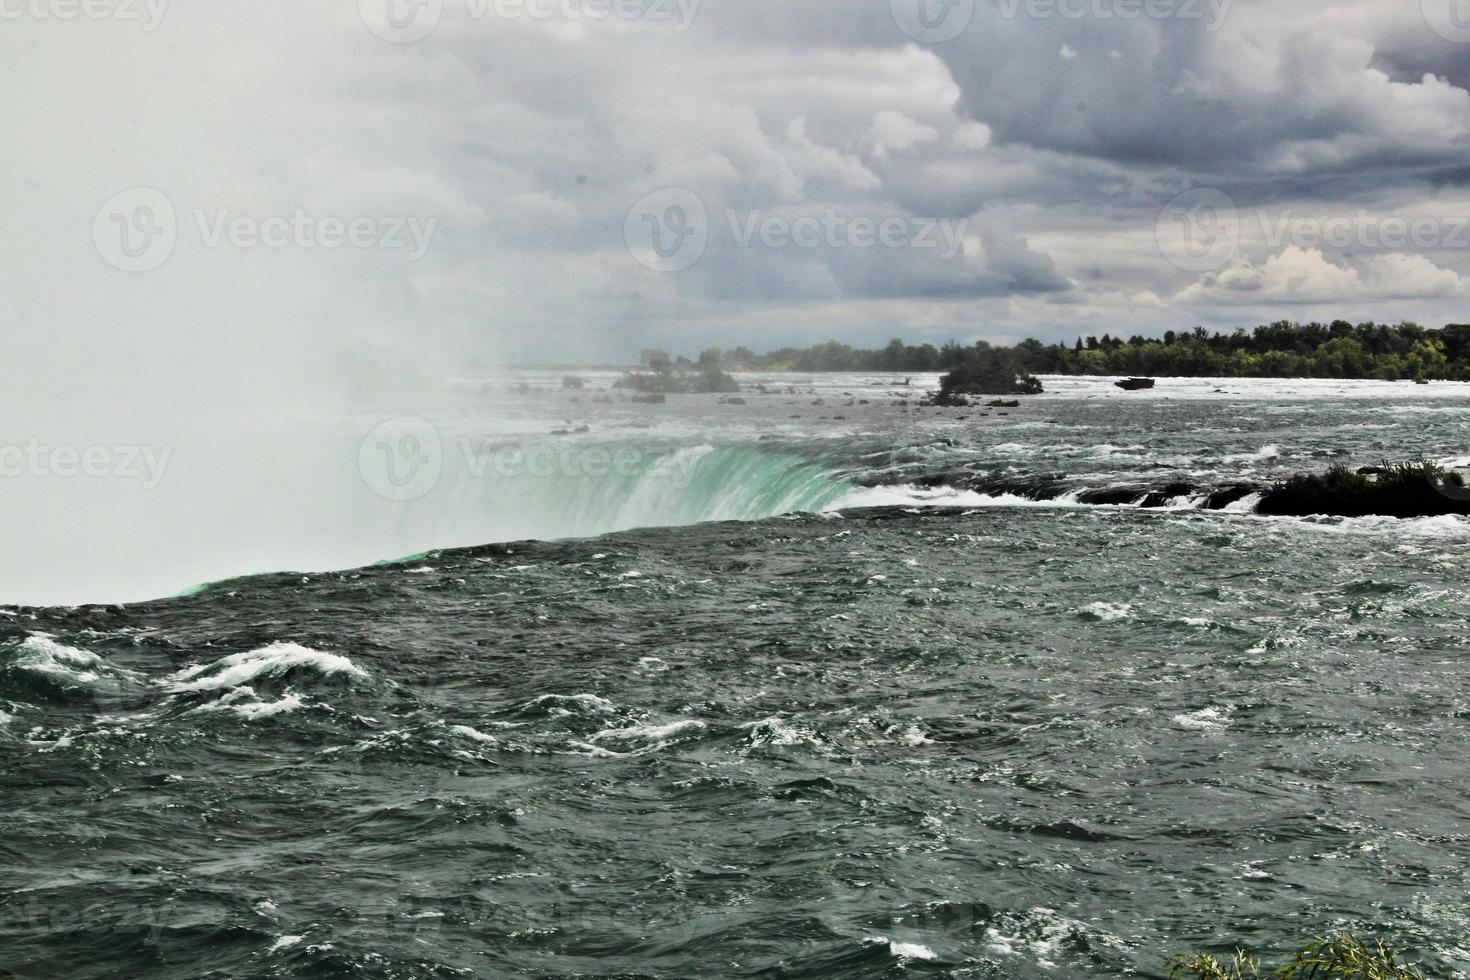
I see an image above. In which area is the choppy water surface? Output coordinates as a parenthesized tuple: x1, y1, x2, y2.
(3, 375, 1469, 977)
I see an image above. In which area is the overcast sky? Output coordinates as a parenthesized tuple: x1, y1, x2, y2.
(6, 0, 1470, 375)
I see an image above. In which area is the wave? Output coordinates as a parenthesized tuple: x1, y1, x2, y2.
(1223, 444, 1282, 464)
(0, 634, 144, 703)
(12, 635, 109, 685)
(166, 642, 367, 693)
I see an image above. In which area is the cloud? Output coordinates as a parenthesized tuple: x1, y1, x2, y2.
(1175, 246, 1469, 305)
(870, 110, 941, 157)
(5, 0, 1470, 375)
(930, 0, 1470, 176)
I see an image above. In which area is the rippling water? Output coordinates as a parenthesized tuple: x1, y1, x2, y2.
(3, 376, 1469, 977)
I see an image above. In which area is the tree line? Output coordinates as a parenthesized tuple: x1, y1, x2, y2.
(683, 322, 1470, 382)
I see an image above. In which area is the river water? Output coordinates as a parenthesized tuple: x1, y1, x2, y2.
(3, 374, 1468, 977)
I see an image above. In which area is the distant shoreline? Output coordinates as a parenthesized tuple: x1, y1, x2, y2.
(590, 322, 1470, 383)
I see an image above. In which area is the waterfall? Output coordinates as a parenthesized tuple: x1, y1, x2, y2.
(367, 443, 857, 556)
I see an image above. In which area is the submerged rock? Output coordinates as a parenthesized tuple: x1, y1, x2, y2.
(1077, 487, 1148, 506)
(1140, 483, 1197, 508)
(892, 460, 1467, 520)
(1203, 485, 1262, 510)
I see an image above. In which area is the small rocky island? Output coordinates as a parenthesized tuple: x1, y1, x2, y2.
(927, 346, 1045, 406)
(908, 460, 1470, 520)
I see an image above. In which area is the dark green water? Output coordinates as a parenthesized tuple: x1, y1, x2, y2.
(3, 376, 1469, 977)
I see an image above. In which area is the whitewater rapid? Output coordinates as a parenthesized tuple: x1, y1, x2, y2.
(2, 371, 1467, 605)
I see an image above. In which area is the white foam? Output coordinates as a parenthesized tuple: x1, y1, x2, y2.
(1090, 443, 1145, 458)
(994, 906, 1125, 970)
(528, 693, 616, 714)
(1081, 602, 1133, 622)
(865, 937, 938, 961)
(743, 717, 825, 750)
(450, 724, 499, 744)
(591, 720, 705, 744)
(832, 485, 1067, 512)
(981, 916, 1064, 969)
(268, 936, 304, 954)
(192, 687, 308, 720)
(564, 740, 627, 758)
(1288, 514, 1470, 538)
(891, 942, 937, 961)
(167, 642, 366, 693)
(900, 725, 936, 746)
(1398, 515, 1470, 537)
(14, 635, 105, 684)
(1224, 444, 1281, 464)
(1174, 706, 1231, 730)
(1222, 492, 1264, 513)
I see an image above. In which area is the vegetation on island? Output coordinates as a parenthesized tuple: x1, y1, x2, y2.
(688, 322, 1470, 382)
(930, 345, 1045, 404)
(615, 351, 740, 395)
(1258, 459, 1468, 518)
(1166, 933, 1424, 979)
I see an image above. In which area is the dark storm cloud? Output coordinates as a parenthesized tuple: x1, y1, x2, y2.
(8, 0, 1467, 368)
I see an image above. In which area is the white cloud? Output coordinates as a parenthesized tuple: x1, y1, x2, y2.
(1175, 246, 1468, 305)
(870, 110, 940, 157)
(952, 121, 993, 151)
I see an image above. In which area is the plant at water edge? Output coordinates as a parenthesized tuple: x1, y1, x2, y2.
(1166, 934, 1425, 979)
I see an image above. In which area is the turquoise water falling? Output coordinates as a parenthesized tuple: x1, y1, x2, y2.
(375, 443, 857, 554)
